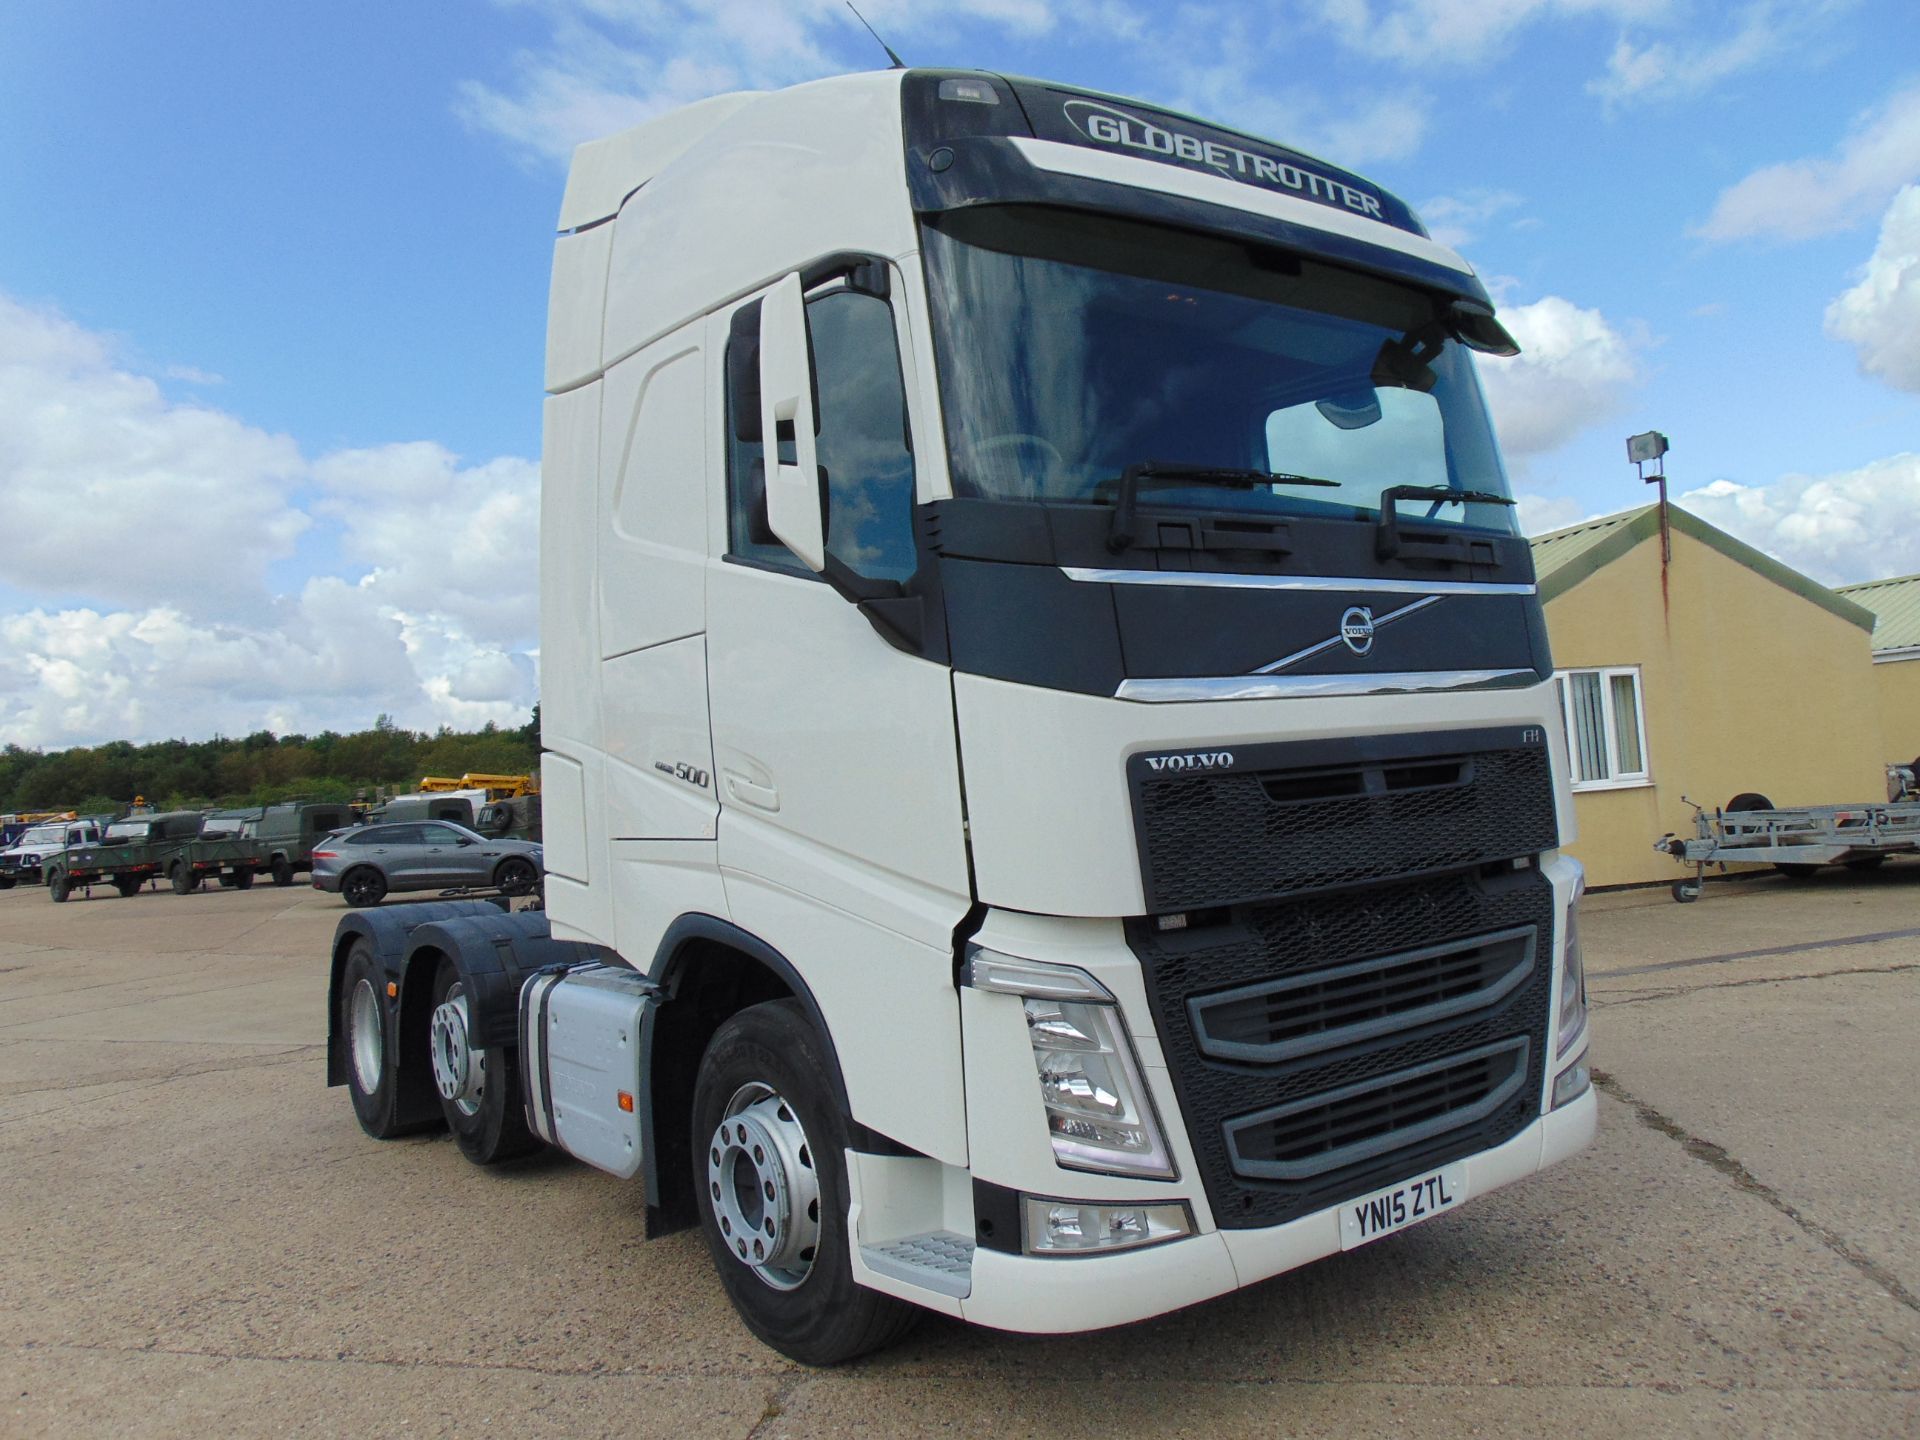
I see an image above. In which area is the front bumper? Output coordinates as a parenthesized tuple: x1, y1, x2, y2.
(955, 1088, 1595, 1333)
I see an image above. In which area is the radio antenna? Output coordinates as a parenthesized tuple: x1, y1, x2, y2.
(845, 2, 906, 69)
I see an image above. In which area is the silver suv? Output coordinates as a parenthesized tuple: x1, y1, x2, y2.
(310, 821, 543, 908)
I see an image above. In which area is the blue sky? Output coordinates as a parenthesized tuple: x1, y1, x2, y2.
(3, 0, 1918, 746)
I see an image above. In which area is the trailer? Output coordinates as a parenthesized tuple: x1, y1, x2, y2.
(44, 811, 271, 901)
(1657, 790, 1920, 901)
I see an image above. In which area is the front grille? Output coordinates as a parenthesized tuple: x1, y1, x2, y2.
(1129, 865, 1554, 1229)
(1189, 926, 1536, 1065)
(1224, 1036, 1530, 1180)
(1129, 727, 1558, 911)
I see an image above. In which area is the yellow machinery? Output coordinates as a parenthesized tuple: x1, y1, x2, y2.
(417, 774, 540, 800)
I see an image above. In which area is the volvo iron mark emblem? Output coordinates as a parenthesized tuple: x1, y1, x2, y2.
(1339, 606, 1376, 656)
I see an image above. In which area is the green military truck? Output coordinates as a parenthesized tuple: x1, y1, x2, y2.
(48, 811, 266, 900)
(256, 801, 357, 887)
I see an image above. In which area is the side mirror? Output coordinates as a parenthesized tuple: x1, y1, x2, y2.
(758, 272, 826, 572)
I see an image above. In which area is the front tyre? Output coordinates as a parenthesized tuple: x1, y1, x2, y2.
(691, 1000, 918, 1366)
(428, 958, 538, 1165)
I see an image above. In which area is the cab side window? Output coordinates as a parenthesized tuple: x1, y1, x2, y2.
(724, 281, 918, 582)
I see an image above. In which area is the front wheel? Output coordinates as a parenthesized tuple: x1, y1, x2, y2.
(341, 867, 387, 908)
(340, 940, 435, 1140)
(691, 999, 918, 1366)
(1672, 879, 1701, 903)
(0, 875, 15, 890)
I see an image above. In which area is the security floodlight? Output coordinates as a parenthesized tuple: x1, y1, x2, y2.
(1626, 431, 1669, 465)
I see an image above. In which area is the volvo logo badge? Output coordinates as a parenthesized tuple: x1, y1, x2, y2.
(1339, 606, 1376, 656)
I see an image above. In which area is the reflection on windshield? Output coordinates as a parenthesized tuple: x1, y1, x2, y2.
(920, 208, 1516, 533)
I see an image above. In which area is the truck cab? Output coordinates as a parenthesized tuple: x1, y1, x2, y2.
(330, 68, 1592, 1365)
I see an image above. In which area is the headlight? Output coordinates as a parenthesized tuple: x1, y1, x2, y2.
(1556, 869, 1588, 1058)
(964, 950, 1175, 1180)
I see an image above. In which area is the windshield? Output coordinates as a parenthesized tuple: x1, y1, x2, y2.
(106, 822, 150, 842)
(14, 825, 65, 848)
(920, 207, 1516, 532)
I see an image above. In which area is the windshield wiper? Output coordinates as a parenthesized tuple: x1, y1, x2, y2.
(1376, 483, 1515, 560)
(1098, 461, 1339, 553)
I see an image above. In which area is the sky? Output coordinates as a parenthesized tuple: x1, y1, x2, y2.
(2, 0, 1918, 748)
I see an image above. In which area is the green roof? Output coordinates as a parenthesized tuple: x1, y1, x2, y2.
(1528, 503, 1876, 632)
(1834, 572, 1920, 652)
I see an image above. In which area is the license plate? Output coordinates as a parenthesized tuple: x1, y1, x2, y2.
(1339, 1164, 1468, 1250)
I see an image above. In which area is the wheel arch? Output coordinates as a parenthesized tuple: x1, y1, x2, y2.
(640, 914, 910, 1239)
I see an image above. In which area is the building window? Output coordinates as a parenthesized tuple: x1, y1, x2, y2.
(1555, 667, 1650, 791)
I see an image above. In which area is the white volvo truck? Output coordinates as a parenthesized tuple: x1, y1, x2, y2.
(326, 68, 1595, 1364)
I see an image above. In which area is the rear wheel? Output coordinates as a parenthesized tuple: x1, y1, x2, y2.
(171, 864, 199, 895)
(341, 867, 387, 908)
(494, 857, 537, 897)
(271, 856, 293, 887)
(692, 999, 918, 1366)
(233, 869, 255, 890)
(428, 958, 538, 1164)
(48, 869, 71, 903)
(340, 940, 435, 1140)
(115, 875, 143, 898)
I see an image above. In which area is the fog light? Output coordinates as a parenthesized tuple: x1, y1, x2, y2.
(1022, 1197, 1193, 1256)
(1552, 1046, 1591, 1110)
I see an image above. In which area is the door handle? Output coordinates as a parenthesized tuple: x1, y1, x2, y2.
(723, 771, 780, 812)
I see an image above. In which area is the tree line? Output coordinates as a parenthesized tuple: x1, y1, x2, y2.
(0, 709, 540, 817)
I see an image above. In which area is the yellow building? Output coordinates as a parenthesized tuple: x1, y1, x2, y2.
(1532, 503, 1884, 888)
(1832, 572, 1920, 767)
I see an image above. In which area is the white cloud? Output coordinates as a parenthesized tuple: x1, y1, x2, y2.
(1587, 1, 1845, 109)
(1417, 189, 1525, 248)
(1825, 183, 1920, 393)
(1516, 492, 1590, 535)
(1678, 452, 1920, 585)
(1477, 295, 1641, 458)
(0, 294, 308, 616)
(1696, 83, 1920, 242)
(1312, 0, 1668, 67)
(0, 293, 538, 748)
(459, 0, 1089, 164)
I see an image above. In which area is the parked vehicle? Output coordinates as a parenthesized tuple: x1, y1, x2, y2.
(369, 793, 481, 828)
(49, 811, 270, 900)
(474, 793, 541, 842)
(310, 821, 543, 907)
(0, 819, 104, 889)
(256, 801, 357, 887)
(325, 69, 1593, 1365)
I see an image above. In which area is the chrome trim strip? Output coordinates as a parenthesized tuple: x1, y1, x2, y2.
(1114, 669, 1541, 702)
(1061, 568, 1537, 596)
(1252, 594, 1441, 675)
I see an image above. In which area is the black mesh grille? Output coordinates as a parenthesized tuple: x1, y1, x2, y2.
(1129, 865, 1555, 1229)
(1223, 1036, 1530, 1180)
(1189, 926, 1536, 1065)
(1129, 729, 1558, 911)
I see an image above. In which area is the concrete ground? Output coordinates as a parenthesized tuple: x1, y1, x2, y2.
(0, 867, 1915, 1439)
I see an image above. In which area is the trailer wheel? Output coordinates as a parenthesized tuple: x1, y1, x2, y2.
(691, 999, 919, 1366)
(341, 867, 387, 908)
(1844, 855, 1887, 871)
(115, 875, 143, 898)
(341, 939, 434, 1140)
(428, 958, 537, 1165)
(233, 869, 255, 891)
(48, 869, 71, 903)
(271, 856, 293, 887)
(1672, 879, 1702, 903)
(1775, 863, 1820, 880)
(171, 863, 199, 895)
